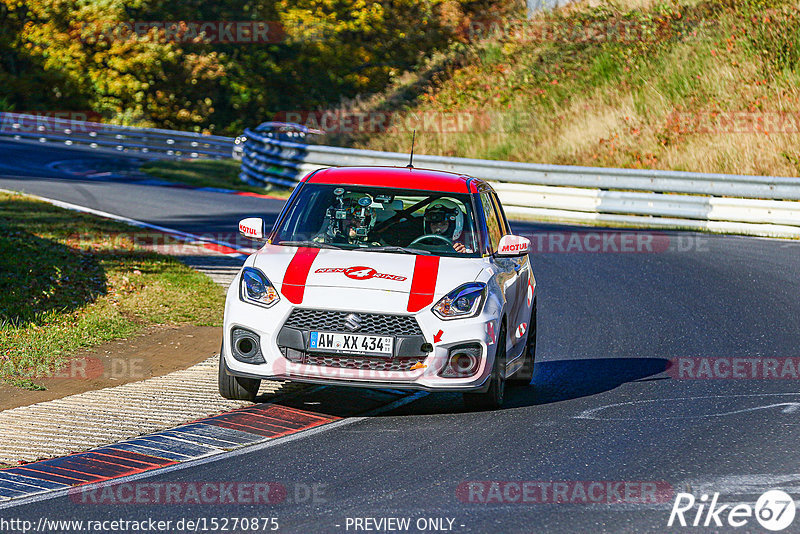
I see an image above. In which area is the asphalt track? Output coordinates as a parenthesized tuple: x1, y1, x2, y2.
(2, 139, 800, 533)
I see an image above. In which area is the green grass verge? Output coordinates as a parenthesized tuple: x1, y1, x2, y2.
(0, 191, 225, 390)
(140, 159, 294, 198)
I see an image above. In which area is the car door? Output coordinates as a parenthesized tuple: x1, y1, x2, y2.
(480, 192, 521, 361)
(492, 190, 532, 336)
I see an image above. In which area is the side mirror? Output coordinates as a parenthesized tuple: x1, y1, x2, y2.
(497, 235, 530, 257)
(238, 217, 266, 241)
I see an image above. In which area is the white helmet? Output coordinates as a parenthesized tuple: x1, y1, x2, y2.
(424, 198, 464, 241)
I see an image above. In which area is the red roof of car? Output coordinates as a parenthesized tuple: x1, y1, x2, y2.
(303, 166, 481, 193)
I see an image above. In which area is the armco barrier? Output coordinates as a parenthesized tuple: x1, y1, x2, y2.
(0, 113, 233, 159)
(240, 128, 800, 238)
(1, 114, 798, 238)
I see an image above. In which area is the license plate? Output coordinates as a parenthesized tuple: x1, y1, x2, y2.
(309, 331, 393, 355)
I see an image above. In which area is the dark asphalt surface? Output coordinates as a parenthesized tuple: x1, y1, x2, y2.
(2, 139, 800, 533)
(0, 140, 286, 237)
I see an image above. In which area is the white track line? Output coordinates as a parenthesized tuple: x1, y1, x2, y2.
(0, 188, 253, 258)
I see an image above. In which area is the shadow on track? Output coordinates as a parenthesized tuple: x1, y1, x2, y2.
(269, 357, 671, 417)
(506, 357, 670, 408)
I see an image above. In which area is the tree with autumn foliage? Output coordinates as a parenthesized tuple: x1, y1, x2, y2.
(0, 0, 488, 133)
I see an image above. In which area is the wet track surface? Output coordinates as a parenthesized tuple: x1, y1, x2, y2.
(2, 140, 800, 533)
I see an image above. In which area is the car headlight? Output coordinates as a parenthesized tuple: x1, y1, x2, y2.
(240, 267, 280, 308)
(432, 282, 486, 320)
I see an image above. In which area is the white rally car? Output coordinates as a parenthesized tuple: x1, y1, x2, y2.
(220, 166, 536, 409)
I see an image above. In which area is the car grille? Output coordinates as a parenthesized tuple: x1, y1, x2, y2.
(294, 353, 423, 372)
(282, 309, 423, 336)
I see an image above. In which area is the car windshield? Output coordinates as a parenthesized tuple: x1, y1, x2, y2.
(273, 184, 481, 257)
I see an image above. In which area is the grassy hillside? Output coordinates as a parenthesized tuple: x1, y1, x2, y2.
(343, 0, 800, 177)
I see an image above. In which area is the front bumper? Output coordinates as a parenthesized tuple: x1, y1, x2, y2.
(222, 286, 501, 393)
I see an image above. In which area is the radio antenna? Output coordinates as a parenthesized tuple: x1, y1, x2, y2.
(406, 130, 416, 168)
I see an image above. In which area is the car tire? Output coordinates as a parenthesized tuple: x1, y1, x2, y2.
(509, 298, 537, 386)
(463, 324, 506, 411)
(218, 344, 261, 401)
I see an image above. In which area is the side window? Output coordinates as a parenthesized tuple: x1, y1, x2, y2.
(490, 193, 511, 234)
(480, 192, 503, 252)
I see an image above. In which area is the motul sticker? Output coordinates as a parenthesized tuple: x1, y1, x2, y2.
(239, 224, 258, 236)
(314, 266, 407, 281)
(501, 243, 528, 253)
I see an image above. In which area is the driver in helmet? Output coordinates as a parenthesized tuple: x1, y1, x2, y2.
(423, 199, 469, 253)
(317, 191, 379, 246)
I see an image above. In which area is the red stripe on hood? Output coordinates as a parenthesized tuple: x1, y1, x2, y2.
(281, 247, 321, 304)
(407, 256, 440, 312)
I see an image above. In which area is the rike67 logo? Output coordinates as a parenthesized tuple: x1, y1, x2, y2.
(669, 490, 796, 531)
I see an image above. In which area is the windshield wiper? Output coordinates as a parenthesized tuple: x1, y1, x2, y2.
(355, 246, 432, 255)
(277, 240, 343, 250)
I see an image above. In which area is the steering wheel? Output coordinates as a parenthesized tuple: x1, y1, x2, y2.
(409, 234, 453, 247)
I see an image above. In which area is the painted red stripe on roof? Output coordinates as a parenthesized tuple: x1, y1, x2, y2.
(281, 247, 320, 304)
(407, 255, 440, 312)
(306, 167, 471, 193)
